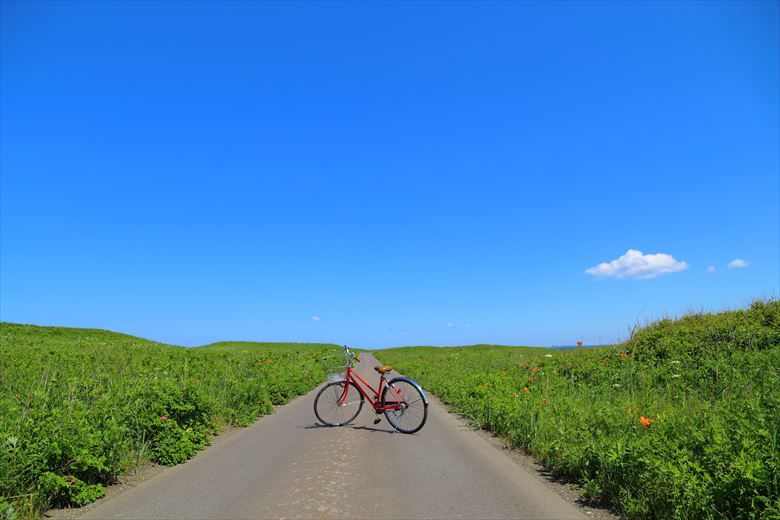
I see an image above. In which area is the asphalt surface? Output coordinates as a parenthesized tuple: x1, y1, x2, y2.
(83, 353, 584, 520)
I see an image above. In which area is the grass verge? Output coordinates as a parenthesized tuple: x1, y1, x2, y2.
(378, 300, 780, 519)
(0, 324, 335, 518)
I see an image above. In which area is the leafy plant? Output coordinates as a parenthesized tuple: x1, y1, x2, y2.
(36, 472, 105, 508)
(0, 324, 333, 516)
(379, 300, 780, 519)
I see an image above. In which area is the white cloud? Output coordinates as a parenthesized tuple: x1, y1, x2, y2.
(311, 316, 321, 321)
(585, 249, 688, 280)
(706, 266, 716, 275)
(728, 259, 749, 269)
(446, 322, 455, 328)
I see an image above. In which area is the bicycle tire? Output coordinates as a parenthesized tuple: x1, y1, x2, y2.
(381, 377, 428, 434)
(314, 380, 364, 426)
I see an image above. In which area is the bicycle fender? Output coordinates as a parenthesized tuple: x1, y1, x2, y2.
(387, 376, 429, 406)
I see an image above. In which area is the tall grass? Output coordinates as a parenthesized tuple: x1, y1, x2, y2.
(0, 324, 333, 518)
(379, 300, 780, 519)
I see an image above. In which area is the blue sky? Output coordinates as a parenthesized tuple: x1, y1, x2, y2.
(1, 1, 778, 348)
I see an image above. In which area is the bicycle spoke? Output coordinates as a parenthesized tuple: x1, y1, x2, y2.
(382, 379, 428, 433)
(314, 381, 364, 426)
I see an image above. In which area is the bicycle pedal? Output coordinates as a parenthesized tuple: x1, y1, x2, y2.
(373, 418, 381, 425)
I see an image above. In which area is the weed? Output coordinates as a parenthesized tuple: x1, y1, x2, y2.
(0, 325, 333, 516)
(379, 300, 780, 519)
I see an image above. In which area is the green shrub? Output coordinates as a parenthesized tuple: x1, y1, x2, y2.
(36, 472, 105, 508)
(0, 324, 331, 516)
(0, 498, 15, 520)
(147, 419, 204, 466)
(380, 300, 780, 519)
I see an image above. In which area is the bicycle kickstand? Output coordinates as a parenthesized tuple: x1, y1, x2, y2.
(373, 413, 399, 434)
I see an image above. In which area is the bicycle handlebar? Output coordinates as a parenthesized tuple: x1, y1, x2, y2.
(343, 345, 359, 364)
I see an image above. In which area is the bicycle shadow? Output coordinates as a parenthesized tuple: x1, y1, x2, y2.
(301, 422, 397, 434)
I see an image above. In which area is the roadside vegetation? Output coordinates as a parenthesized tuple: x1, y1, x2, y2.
(0, 324, 333, 518)
(379, 300, 780, 519)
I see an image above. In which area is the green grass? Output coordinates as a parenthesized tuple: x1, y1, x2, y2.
(3, 302, 778, 519)
(0, 323, 339, 518)
(199, 341, 341, 353)
(378, 300, 780, 519)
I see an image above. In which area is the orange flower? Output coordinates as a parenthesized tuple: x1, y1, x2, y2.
(639, 416, 653, 427)
(528, 376, 535, 384)
(577, 341, 583, 347)
(619, 352, 626, 359)
(532, 367, 540, 374)
(523, 386, 530, 393)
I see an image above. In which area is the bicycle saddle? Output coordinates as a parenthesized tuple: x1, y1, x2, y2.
(374, 365, 393, 374)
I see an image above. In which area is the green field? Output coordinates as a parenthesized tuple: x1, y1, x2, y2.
(0, 324, 338, 518)
(2, 302, 778, 519)
(378, 300, 780, 519)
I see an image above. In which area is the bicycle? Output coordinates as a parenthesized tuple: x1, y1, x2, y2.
(313, 345, 429, 434)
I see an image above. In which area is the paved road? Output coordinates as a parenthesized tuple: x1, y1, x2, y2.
(83, 354, 584, 519)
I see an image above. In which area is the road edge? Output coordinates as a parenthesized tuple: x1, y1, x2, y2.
(42, 389, 318, 519)
(423, 392, 622, 520)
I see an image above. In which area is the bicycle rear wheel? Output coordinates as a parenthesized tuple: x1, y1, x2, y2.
(382, 377, 428, 433)
(314, 381, 364, 426)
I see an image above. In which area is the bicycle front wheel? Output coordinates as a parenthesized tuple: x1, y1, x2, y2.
(382, 377, 428, 433)
(314, 381, 364, 426)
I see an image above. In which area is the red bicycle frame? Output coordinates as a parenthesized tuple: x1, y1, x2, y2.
(339, 365, 405, 412)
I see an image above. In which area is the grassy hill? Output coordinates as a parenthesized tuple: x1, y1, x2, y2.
(379, 300, 780, 519)
(1, 322, 181, 350)
(0, 323, 333, 518)
(199, 340, 342, 353)
(3, 301, 777, 519)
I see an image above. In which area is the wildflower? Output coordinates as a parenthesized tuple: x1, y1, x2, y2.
(528, 377, 535, 384)
(670, 360, 681, 365)
(613, 383, 621, 388)
(619, 353, 626, 359)
(161, 415, 168, 421)
(66, 477, 74, 485)
(523, 386, 530, 393)
(577, 341, 583, 347)
(671, 374, 680, 378)
(533, 367, 540, 374)
(542, 398, 548, 406)
(639, 416, 653, 427)
(545, 354, 553, 358)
